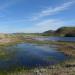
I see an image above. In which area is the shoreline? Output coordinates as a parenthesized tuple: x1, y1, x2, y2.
(0, 38, 75, 74)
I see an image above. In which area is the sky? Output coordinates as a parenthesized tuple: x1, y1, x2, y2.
(0, 0, 75, 33)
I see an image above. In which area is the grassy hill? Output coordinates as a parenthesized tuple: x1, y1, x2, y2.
(43, 27, 75, 37)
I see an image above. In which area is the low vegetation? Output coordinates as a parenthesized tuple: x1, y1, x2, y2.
(0, 27, 75, 74)
(43, 27, 75, 36)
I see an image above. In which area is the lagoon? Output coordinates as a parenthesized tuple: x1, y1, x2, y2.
(34, 37, 75, 42)
(0, 43, 69, 71)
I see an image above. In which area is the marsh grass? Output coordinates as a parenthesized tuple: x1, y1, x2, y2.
(0, 37, 75, 75)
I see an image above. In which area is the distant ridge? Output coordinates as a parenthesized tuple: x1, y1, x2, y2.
(0, 27, 75, 37)
(43, 27, 75, 37)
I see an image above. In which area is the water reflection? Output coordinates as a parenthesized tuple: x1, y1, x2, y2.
(0, 43, 69, 70)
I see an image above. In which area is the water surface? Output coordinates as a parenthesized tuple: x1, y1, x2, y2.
(35, 37, 75, 42)
(0, 43, 69, 70)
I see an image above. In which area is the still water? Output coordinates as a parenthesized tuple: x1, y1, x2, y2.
(35, 37, 75, 42)
(0, 43, 69, 70)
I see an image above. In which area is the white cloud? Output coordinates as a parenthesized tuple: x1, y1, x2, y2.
(0, 1, 74, 23)
(30, 1, 75, 21)
(21, 19, 65, 33)
(36, 19, 64, 31)
(24, 0, 75, 33)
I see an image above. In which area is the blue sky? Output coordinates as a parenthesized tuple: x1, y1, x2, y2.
(0, 0, 75, 33)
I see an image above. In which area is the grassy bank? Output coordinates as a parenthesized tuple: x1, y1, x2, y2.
(0, 36, 75, 75)
(1, 58, 75, 75)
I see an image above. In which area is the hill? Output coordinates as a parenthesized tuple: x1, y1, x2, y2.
(43, 27, 75, 37)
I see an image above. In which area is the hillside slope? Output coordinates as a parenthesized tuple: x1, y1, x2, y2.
(43, 27, 75, 37)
